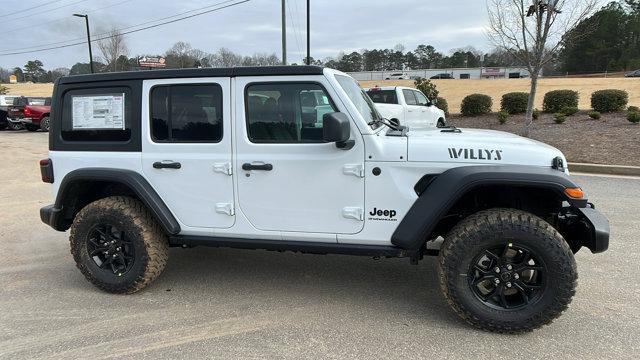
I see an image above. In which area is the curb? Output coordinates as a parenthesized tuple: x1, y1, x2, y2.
(569, 162, 640, 177)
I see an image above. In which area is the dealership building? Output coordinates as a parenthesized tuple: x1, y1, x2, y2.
(348, 67, 533, 80)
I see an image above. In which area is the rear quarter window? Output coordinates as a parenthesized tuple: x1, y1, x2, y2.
(60, 87, 132, 142)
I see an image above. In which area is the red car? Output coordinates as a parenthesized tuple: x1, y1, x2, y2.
(7, 96, 52, 131)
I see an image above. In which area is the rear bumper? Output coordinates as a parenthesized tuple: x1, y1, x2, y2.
(578, 207, 610, 253)
(20, 117, 34, 124)
(40, 204, 65, 231)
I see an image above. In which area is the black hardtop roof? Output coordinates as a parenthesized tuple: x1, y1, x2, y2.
(57, 65, 325, 85)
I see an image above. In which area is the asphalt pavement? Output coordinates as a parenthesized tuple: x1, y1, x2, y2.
(1, 131, 638, 359)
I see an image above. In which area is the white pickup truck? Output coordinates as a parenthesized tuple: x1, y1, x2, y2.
(365, 86, 446, 128)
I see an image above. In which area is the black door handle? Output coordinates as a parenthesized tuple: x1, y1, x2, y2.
(242, 163, 273, 171)
(153, 161, 182, 169)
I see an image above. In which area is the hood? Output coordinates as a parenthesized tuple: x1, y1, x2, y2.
(406, 128, 566, 168)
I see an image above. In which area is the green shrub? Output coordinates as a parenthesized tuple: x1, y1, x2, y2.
(500, 92, 529, 114)
(543, 90, 579, 113)
(414, 78, 439, 100)
(588, 111, 601, 120)
(532, 108, 540, 120)
(591, 89, 628, 112)
(560, 106, 579, 116)
(554, 113, 567, 124)
(461, 94, 493, 117)
(628, 106, 639, 113)
(497, 111, 509, 124)
(628, 111, 640, 124)
(435, 97, 449, 115)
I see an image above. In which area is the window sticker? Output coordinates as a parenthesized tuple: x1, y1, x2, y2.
(72, 94, 125, 130)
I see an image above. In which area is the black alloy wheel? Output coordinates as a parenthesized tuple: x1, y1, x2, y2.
(468, 243, 546, 310)
(86, 223, 135, 277)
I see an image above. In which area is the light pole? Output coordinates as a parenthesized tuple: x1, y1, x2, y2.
(73, 13, 94, 73)
(306, 0, 310, 65)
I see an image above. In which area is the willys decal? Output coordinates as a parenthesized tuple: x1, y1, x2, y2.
(448, 148, 503, 161)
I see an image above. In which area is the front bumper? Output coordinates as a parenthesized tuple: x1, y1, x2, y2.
(7, 117, 22, 124)
(578, 206, 610, 253)
(40, 204, 65, 231)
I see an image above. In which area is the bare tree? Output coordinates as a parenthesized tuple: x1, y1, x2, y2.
(98, 28, 128, 72)
(487, 0, 598, 136)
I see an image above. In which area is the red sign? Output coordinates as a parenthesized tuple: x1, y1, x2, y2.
(139, 57, 166, 69)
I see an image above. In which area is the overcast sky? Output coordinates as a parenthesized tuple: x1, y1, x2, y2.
(0, 0, 609, 70)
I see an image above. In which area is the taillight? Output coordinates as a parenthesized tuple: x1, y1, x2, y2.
(40, 159, 53, 183)
(24, 107, 31, 117)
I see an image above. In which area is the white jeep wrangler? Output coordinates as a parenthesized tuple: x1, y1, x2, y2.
(40, 66, 609, 333)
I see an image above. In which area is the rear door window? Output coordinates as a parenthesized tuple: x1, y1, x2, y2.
(366, 90, 398, 104)
(150, 84, 223, 143)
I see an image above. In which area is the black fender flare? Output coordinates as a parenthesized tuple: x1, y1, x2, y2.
(53, 168, 181, 235)
(391, 165, 585, 251)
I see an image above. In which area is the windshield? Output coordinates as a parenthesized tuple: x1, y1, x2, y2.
(334, 74, 382, 129)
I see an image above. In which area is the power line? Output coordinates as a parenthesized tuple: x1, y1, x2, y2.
(6, 0, 91, 23)
(287, 0, 303, 60)
(1, 0, 66, 17)
(0, 0, 251, 56)
(0, 0, 240, 52)
(3, 0, 135, 35)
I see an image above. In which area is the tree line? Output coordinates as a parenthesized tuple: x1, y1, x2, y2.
(1, 0, 638, 83)
(561, 0, 640, 73)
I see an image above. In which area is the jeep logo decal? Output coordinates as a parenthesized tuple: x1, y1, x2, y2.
(368, 208, 398, 222)
(448, 148, 503, 161)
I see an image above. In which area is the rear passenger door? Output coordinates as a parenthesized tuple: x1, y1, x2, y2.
(141, 79, 235, 231)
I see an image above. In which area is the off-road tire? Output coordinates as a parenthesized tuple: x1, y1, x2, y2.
(25, 124, 39, 132)
(40, 116, 50, 131)
(438, 208, 577, 333)
(70, 196, 169, 294)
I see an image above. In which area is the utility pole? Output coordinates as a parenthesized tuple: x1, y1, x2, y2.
(281, 0, 287, 65)
(73, 14, 94, 73)
(306, 0, 310, 65)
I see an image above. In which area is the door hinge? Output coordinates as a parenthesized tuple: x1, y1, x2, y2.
(215, 203, 235, 216)
(342, 207, 364, 221)
(213, 162, 232, 176)
(343, 164, 365, 178)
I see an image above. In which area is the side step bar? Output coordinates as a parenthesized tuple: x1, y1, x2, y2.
(169, 236, 412, 258)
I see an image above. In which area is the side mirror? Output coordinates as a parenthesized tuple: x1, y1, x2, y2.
(323, 112, 353, 149)
(425, 101, 433, 107)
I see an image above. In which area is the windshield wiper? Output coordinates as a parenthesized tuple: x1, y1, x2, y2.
(368, 117, 402, 131)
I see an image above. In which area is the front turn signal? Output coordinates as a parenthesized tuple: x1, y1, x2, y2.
(564, 187, 584, 199)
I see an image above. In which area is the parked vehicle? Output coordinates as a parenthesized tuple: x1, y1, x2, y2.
(40, 66, 609, 333)
(625, 70, 640, 77)
(7, 96, 51, 131)
(0, 95, 21, 130)
(385, 72, 409, 80)
(430, 73, 454, 80)
(365, 86, 446, 128)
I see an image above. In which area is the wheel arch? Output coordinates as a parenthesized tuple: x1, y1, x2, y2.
(392, 165, 587, 251)
(52, 168, 180, 235)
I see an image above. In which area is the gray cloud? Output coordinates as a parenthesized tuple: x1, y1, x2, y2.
(0, 0, 610, 69)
